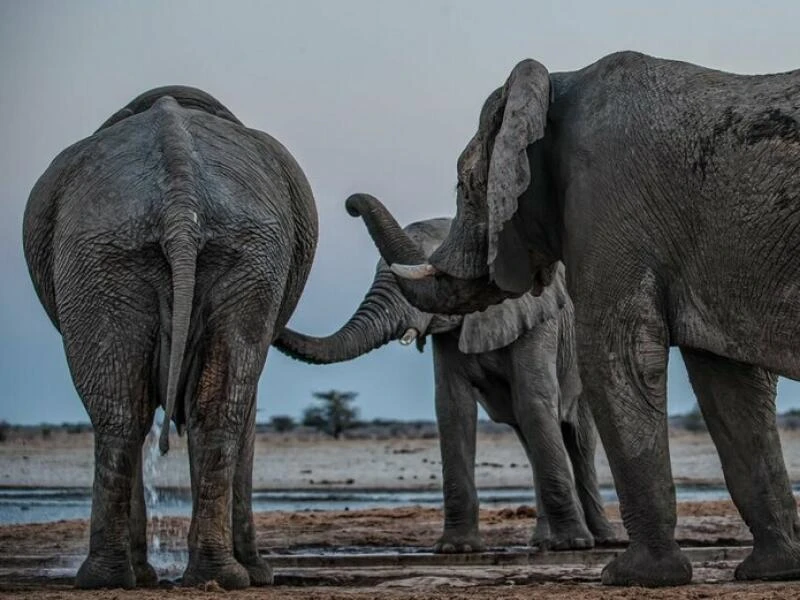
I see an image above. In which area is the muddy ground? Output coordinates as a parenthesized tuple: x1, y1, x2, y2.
(3, 501, 800, 599)
(4, 431, 800, 597)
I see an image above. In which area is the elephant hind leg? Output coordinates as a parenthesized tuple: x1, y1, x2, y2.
(681, 347, 800, 581)
(233, 389, 273, 585)
(182, 327, 270, 590)
(129, 412, 158, 588)
(561, 400, 616, 545)
(58, 267, 158, 589)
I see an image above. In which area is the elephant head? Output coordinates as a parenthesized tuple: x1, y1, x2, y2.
(275, 215, 564, 362)
(349, 59, 560, 315)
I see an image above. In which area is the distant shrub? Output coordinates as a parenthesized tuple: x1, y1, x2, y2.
(41, 426, 52, 439)
(0, 421, 9, 443)
(683, 405, 707, 433)
(269, 415, 296, 433)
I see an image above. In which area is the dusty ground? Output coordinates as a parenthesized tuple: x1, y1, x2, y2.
(7, 428, 800, 489)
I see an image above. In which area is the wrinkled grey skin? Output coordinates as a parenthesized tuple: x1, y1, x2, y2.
(275, 217, 614, 552)
(348, 52, 800, 587)
(23, 86, 318, 590)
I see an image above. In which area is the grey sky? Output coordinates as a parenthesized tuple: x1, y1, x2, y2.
(2, 0, 799, 425)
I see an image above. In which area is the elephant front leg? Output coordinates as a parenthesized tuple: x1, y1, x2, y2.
(682, 348, 800, 581)
(232, 394, 273, 585)
(432, 346, 483, 553)
(510, 328, 592, 551)
(578, 298, 691, 587)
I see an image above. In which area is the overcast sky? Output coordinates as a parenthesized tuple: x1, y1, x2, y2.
(2, 0, 799, 425)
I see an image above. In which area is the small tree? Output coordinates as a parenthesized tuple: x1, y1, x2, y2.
(303, 390, 359, 439)
(270, 415, 296, 433)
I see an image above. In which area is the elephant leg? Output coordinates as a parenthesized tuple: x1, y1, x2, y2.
(182, 333, 263, 590)
(75, 431, 140, 589)
(130, 429, 158, 588)
(432, 338, 483, 553)
(562, 400, 615, 545)
(510, 328, 592, 551)
(59, 282, 156, 589)
(681, 348, 800, 581)
(578, 287, 691, 587)
(232, 390, 272, 586)
(511, 426, 550, 547)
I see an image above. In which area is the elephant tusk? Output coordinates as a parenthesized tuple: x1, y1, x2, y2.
(399, 328, 419, 346)
(391, 263, 437, 280)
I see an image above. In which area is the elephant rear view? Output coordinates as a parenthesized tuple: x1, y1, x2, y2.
(23, 87, 318, 590)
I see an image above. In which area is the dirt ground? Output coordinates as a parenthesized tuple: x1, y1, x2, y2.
(2, 501, 798, 599)
(2, 582, 800, 600)
(4, 431, 800, 598)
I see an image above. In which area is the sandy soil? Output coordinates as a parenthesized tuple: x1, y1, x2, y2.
(6, 428, 800, 489)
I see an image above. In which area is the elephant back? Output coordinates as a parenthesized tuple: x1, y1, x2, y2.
(96, 86, 242, 132)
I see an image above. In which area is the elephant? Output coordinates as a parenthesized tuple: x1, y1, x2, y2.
(275, 216, 615, 552)
(343, 51, 800, 587)
(22, 86, 318, 590)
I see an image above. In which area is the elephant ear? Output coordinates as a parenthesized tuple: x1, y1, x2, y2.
(487, 59, 551, 294)
(459, 262, 567, 354)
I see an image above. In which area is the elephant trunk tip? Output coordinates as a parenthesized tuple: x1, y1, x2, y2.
(345, 193, 380, 217)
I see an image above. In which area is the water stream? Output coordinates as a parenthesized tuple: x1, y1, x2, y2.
(143, 419, 188, 569)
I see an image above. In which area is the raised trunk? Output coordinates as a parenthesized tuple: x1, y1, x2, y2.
(274, 268, 404, 364)
(346, 193, 518, 316)
(345, 194, 427, 265)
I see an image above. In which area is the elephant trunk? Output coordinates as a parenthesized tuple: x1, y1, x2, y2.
(345, 194, 427, 266)
(274, 268, 406, 364)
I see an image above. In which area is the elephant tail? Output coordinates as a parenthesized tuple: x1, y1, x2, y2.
(159, 236, 198, 455)
(155, 95, 202, 455)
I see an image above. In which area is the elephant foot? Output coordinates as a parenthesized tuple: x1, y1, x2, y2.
(75, 554, 135, 590)
(531, 521, 594, 551)
(182, 557, 250, 590)
(601, 542, 692, 587)
(433, 531, 485, 553)
(589, 521, 619, 547)
(239, 555, 274, 586)
(133, 561, 159, 588)
(530, 517, 550, 547)
(735, 541, 800, 581)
